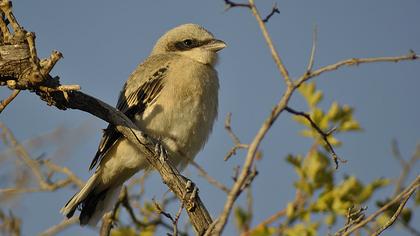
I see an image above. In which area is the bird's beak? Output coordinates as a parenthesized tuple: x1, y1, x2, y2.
(203, 39, 227, 52)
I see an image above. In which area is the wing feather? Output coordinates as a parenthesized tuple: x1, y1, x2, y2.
(88, 65, 168, 170)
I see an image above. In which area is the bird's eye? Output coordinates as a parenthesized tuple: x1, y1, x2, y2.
(183, 39, 193, 47)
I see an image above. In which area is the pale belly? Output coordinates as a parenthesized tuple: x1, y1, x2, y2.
(99, 81, 218, 187)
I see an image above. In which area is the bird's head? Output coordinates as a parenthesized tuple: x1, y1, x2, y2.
(151, 23, 226, 66)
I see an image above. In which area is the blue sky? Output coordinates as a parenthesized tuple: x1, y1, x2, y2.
(1, 0, 419, 235)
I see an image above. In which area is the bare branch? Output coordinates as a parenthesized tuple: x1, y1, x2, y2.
(248, 0, 292, 86)
(0, 1, 213, 232)
(224, 113, 249, 161)
(338, 175, 420, 236)
(225, 112, 241, 145)
(190, 160, 230, 193)
(223, 0, 251, 10)
(284, 106, 346, 168)
(154, 199, 183, 236)
(297, 51, 419, 87)
(0, 123, 84, 193)
(99, 212, 113, 236)
(0, 210, 20, 236)
(39, 218, 78, 236)
(371, 191, 413, 236)
(335, 206, 367, 236)
(262, 3, 280, 23)
(306, 26, 317, 73)
(392, 141, 420, 195)
(0, 89, 19, 113)
(211, 84, 295, 234)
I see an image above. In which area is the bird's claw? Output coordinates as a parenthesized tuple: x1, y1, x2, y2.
(184, 179, 198, 212)
(154, 141, 168, 163)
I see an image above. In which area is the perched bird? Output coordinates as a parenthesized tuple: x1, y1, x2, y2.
(60, 23, 226, 226)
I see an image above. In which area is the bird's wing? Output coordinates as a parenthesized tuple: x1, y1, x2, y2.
(89, 57, 170, 170)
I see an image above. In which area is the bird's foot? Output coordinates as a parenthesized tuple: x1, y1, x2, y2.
(184, 179, 198, 212)
(154, 140, 168, 163)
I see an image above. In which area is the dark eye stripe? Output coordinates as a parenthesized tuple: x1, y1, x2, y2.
(169, 39, 213, 52)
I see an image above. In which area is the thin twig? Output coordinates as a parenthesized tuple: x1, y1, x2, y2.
(41, 160, 84, 188)
(39, 218, 78, 236)
(1, 123, 49, 187)
(223, 0, 251, 9)
(211, 87, 295, 235)
(297, 51, 419, 87)
(284, 106, 346, 168)
(0, 89, 20, 113)
(371, 188, 414, 236)
(99, 187, 127, 236)
(392, 141, 420, 195)
(334, 206, 367, 235)
(154, 199, 184, 236)
(0, 123, 84, 192)
(99, 212, 114, 236)
(190, 160, 230, 193)
(339, 175, 419, 236)
(224, 144, 249, 161)
(305, 26, 317, 73)
(262, 3, 280, 23)
(248, 0, 292, 86)
(225, 113, 241, 145)
(224, 113, 249, 161)
(248, 189, 304, 235)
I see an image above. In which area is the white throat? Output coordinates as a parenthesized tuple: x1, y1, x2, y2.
(178, 48, 218, 66)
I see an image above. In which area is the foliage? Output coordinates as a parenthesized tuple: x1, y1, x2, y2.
(236, 82, 418, 236)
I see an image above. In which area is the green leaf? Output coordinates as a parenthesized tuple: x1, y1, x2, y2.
(286, 202, 296, 219)
(250, 225, 276, 236)
(111, 228, 136, 236)
(309, 91, 323, 108)
(340, 120, 361, 131)
(234, 206, 251, 230)
(286, 154, 302, 168)
(324, 214, 336, 226)
(357, 178, 390, 202)
(283, 223, 319, 236)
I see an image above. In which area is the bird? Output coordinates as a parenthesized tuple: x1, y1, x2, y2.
(60, 23, 226, 226)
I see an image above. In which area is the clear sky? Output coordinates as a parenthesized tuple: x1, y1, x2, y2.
(1, 0, 419, 235)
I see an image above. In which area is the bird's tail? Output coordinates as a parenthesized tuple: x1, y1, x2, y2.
(60, 173, 122, 226)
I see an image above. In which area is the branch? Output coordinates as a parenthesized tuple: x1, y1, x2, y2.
(371, 191, 412, 236)
(39, 218, 78, 236)
(190, 160, 230, 193)
(392, 141, 420, 195)
(211, 82, 295, 235)
(297, 51, 419, 87)
(224, 113, 248, 161)
(0, 1, 212, 234)
(210, 1, 296, 234)
(338, 175, 420, 236)
(0, 123, 84, 192)
(284, 106, 346, 169)
(248, 0, 292, 86)
(224, 1, 280, 24)
(223, 0, 251, 9)
(262, 3, 280, 23)
(154, 197, 185, 236)
(0, 89, 19, 113)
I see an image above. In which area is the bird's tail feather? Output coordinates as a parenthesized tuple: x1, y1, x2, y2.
(60, 173, 99, 219)
(60, 173, 122, 226)
(81, 184, 122, 226)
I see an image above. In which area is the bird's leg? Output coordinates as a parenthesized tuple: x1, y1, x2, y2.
(186, 184, 198, 211)
(183, 179, 198, 212)
(154, 140, 168, 163)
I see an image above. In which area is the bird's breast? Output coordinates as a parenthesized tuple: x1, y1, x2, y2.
(136, 62, 219, 167)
